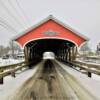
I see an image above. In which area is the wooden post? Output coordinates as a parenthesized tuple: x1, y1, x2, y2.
(64, 48, 67, 62)
(29, 47, 31, 61)
(24, 46, 29, 64)
(73, 46, 77, 60)
(72, 46, 74, 61)
(70, 47, 72, 62)
(67, 49, 69, 62)
(11, 71, 16, 78)
(64, 48, 66, 62)
(69, 47, 71, 61)
(66, 49, 68, 61)
(0, 77, 3, 84)
(0, 70, 3, 84)
(88, 72, 92, 78)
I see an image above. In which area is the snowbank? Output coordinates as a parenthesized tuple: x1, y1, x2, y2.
(0, 58, 24, 67)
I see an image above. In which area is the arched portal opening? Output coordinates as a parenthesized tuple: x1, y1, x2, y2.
(24, 38, 77, 67)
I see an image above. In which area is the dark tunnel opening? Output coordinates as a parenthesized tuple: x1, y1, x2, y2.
(24, 39, 77, 67)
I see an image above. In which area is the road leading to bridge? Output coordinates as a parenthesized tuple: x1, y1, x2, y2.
(9, 60, 97, 100)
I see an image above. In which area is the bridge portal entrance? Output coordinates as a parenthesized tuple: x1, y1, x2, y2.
(13, 15, 88, 66)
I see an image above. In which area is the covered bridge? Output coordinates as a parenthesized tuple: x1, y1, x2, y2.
(13, 15, 88, 66)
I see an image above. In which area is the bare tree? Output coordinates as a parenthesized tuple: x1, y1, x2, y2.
(0, 45, 4, 57)
(9, 41, 22, 58)
(0, 45, 10, 57)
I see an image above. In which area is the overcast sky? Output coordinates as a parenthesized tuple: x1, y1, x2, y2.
(0, 0, 100, 50)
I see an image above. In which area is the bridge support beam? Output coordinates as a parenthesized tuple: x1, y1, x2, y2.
(69, 47, 71, 62)
(74, 46, 77, 60)
(67, 49, 69, 62)
(70, 47, 72, 62)
(71, 46, 75, 61)
(64, 48, 67, 62)
(24, 46, 29, 64)
(64, 47, 67, 62)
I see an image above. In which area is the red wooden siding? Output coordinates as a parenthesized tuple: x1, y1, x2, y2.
(16, 19, 86, 47)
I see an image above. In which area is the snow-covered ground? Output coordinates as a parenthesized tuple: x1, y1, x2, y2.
(0, 63, 39, 100)
(92, 74, 100, 81)
(0, 60, 100, 100)
(0, 58, 24, 67)
(57, 61, 100, 99)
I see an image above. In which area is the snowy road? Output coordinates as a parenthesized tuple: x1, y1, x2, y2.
(8, 60, 98, 100)
(0, 60, 100, 100)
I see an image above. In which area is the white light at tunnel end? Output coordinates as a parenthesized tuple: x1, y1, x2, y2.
(43, 51, 55, 60)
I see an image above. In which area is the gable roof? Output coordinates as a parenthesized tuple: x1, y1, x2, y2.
(13, 15, 89, 41)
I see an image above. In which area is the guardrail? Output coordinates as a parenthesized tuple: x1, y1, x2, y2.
(71, 60, 100, 77)
(0, 61, 28, 84)
(77, 55, 100, 61)
(0, 62, 25, 71)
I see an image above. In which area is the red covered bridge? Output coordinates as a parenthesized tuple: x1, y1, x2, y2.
(13, 15, 88, 66)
